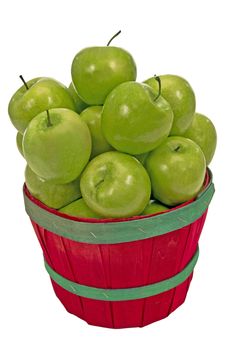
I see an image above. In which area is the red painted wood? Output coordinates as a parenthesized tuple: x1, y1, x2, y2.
(31, 208, 207, 328)
(50, 274, 193, 328)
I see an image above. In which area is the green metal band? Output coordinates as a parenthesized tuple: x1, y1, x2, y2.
(45, 247, 199, 301)
(23, 171, 215, 244)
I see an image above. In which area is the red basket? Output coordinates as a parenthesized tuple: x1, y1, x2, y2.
(23, 169, 214, 328)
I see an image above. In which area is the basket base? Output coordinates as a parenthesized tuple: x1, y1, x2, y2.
(51, 273, 193, 329)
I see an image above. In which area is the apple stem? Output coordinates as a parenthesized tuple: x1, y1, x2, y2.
(174, 146, 180, 152)
(154, 75, 161, 101)
(19, 75, 29, 90)
(107, 30, 121, 46)
(46, 110, 52, 127)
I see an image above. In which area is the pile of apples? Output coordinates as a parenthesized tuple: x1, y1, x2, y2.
(8, 31, 217, 219)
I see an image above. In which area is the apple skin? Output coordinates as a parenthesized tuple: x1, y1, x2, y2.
(144, 75, 196, 135)
(71, 46, 137, 105)
(146, 136, 206, 206)
(8, 77, 76, 133)
(59, 198, 102, 218)
(182, 112, 217, 165)
(80, 151, 151, 218)
(16, 132, 24, 157)
(80, 106, 113, 158)
(101, 82, 174, 154)
(23, 108, 91, 184)
(25, 165, 81, 209)
(68, 82, 89, 113)
(141, 200, 169, 215)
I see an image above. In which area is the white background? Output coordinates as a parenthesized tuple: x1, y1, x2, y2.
(0, 0, 233, 349)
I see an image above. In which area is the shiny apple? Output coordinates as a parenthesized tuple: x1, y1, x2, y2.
(141, 200, 169, 215)
(80, 106, 113, 158)
(144, 75, 196, 135)
(25, 165, 81, 209)
(23, 108, 91, 184)
(59, 198, 102, 218)
(8, 77, 75, 133)
(16, 132, 24, 157)
(182, 112, 217, 165)
(102, 81, 173, 154)
(80, 151, 151, 218)
(146, 136, 206, 206)
(68, 82, 89, 113)
(71, 31, 137, 105)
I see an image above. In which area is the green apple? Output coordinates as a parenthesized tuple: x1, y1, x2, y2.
(80, 106, 113, 158)
(25, 165, 81, 209)
(144, 75, 196, 135)
(141, 200, 169, 215)
(59, 198, 102, 218)
(23, 108, 91, 184)
(182, 112, 217, 165)
(146, 136, 206, 206)
(16, 132, 24, 157)
(80, 151, 151, 218)
(71, 32, 137, 105)
(101, 81, 174, 154)
(8, 77, 76, 133)
(68, 82, 89, 113)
